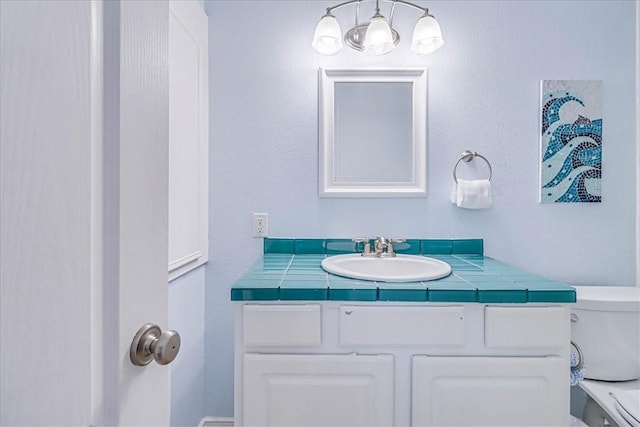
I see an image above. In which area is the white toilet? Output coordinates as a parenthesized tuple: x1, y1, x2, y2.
(570, 285, 640, 426)
(569, 414, 588, 427)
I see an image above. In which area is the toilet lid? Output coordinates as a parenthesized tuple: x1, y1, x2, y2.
(612, 390, 640, 427)
(574, 286, 640, 312)
(615, 402, 639, 427)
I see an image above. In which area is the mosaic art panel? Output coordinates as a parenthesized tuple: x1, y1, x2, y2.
(540, 80, 602, 203)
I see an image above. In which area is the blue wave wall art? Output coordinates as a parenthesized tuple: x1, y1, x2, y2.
(540, 80, 602, 203)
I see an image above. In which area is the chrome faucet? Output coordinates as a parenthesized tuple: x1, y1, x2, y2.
(374, 236, 388, 255)
(353, 236, 405, 257)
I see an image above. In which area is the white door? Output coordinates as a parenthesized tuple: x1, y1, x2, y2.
(411, 355, 567, 426)
(243, 353, 395, 426)
(1, 1, 171, 425)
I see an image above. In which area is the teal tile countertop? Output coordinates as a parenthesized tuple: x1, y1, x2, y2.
(230, 238, 576, 303)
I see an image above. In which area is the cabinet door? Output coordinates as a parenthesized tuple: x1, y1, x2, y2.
(412, 356, 567, 426)
(244, 353, 394, 426)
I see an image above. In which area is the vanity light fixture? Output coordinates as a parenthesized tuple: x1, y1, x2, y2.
(312, 0, 444, 56)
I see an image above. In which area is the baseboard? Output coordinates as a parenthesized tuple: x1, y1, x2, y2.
(198, 416, 234, 427)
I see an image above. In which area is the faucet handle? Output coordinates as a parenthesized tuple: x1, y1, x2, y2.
(352, 237, 372, 255)
(386, 238, 405, 257)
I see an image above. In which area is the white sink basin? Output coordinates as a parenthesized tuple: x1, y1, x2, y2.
(321, 254, 451, 283)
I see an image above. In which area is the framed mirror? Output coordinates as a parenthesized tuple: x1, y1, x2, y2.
(319, 68, 427, 197)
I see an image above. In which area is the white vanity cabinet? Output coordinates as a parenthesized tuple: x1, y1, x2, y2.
(234, 303, 571, 427)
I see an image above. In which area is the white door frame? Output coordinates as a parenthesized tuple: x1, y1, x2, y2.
(636, 2, 639, 287)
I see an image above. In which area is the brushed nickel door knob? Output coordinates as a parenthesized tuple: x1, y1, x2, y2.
(130, 323, 181, 366)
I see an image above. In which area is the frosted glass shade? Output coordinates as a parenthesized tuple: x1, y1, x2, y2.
(411, 15, 444, 54)
(363, 16, 394, 56)
(312, 14, 343, 55)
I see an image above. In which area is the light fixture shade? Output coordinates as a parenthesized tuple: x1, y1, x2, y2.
(363, 15, 394, 56)
(411, 15, 444, 55)
(312, 14, 343, 55)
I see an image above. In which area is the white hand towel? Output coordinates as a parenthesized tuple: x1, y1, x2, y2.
(450, 179, 492, 209)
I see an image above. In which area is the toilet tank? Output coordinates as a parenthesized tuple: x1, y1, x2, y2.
(571, 286, 640, 381)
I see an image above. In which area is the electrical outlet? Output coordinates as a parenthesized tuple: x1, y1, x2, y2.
(253, 213, 269, 237)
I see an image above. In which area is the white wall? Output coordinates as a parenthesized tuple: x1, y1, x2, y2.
(204, 0, 637, 417)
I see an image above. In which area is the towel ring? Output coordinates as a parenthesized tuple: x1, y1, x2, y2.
(571, 340, 584, 371)
(453, 150, 493, 184)
(570, 314, 584, 371)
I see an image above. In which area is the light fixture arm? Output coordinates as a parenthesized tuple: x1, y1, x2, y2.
(387, 0, 430, 27)
(327, 0, 429, 14)
(388, 2, 397, 28)
(325, 0, 432, 22)
(371, 0, 385, 20)
(323, 0, 364, 28)
(325, 0, 362, 15)
(390, 0, 429, 15)
(327, 0, 432, 28)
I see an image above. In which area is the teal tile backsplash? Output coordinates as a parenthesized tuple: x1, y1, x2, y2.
(393, 239, 421, 254)
(421, 239, 453, 255)
(325, 239, 358, 254)
(294, 239, 325, 254)
(263, 238, 485, 255)
(263, 238, 295, 254)
(452, 239, 484, 255)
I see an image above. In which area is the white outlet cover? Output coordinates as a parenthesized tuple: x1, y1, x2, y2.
(253, 213, 268, 237)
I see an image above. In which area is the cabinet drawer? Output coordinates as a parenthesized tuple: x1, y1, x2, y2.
(340, 306, 466, 346)
(243, 304, 321, 346)
(485, 306, 568, 349)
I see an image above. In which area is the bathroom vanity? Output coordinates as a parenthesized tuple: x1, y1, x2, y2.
(232, 238, 576, 426)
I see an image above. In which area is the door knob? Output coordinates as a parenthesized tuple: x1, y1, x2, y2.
(130, 323, 181, 366)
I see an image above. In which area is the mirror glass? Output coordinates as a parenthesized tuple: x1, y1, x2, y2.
(319, 68, 428, 197)
(334, 82, 413, 183)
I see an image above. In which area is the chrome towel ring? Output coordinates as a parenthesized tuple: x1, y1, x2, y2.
(571, 340, 584, 371)
(453, 150, 493, 184)
(570, 314, 584, 371)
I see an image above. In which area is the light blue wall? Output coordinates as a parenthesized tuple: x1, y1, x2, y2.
(169, 267, 206, 426)
(204, 0, 636, 417)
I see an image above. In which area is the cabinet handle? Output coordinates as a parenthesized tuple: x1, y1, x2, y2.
(345, 310, 353, 315)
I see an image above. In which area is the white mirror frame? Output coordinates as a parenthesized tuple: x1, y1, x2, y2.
(319, 68, 428, 198)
